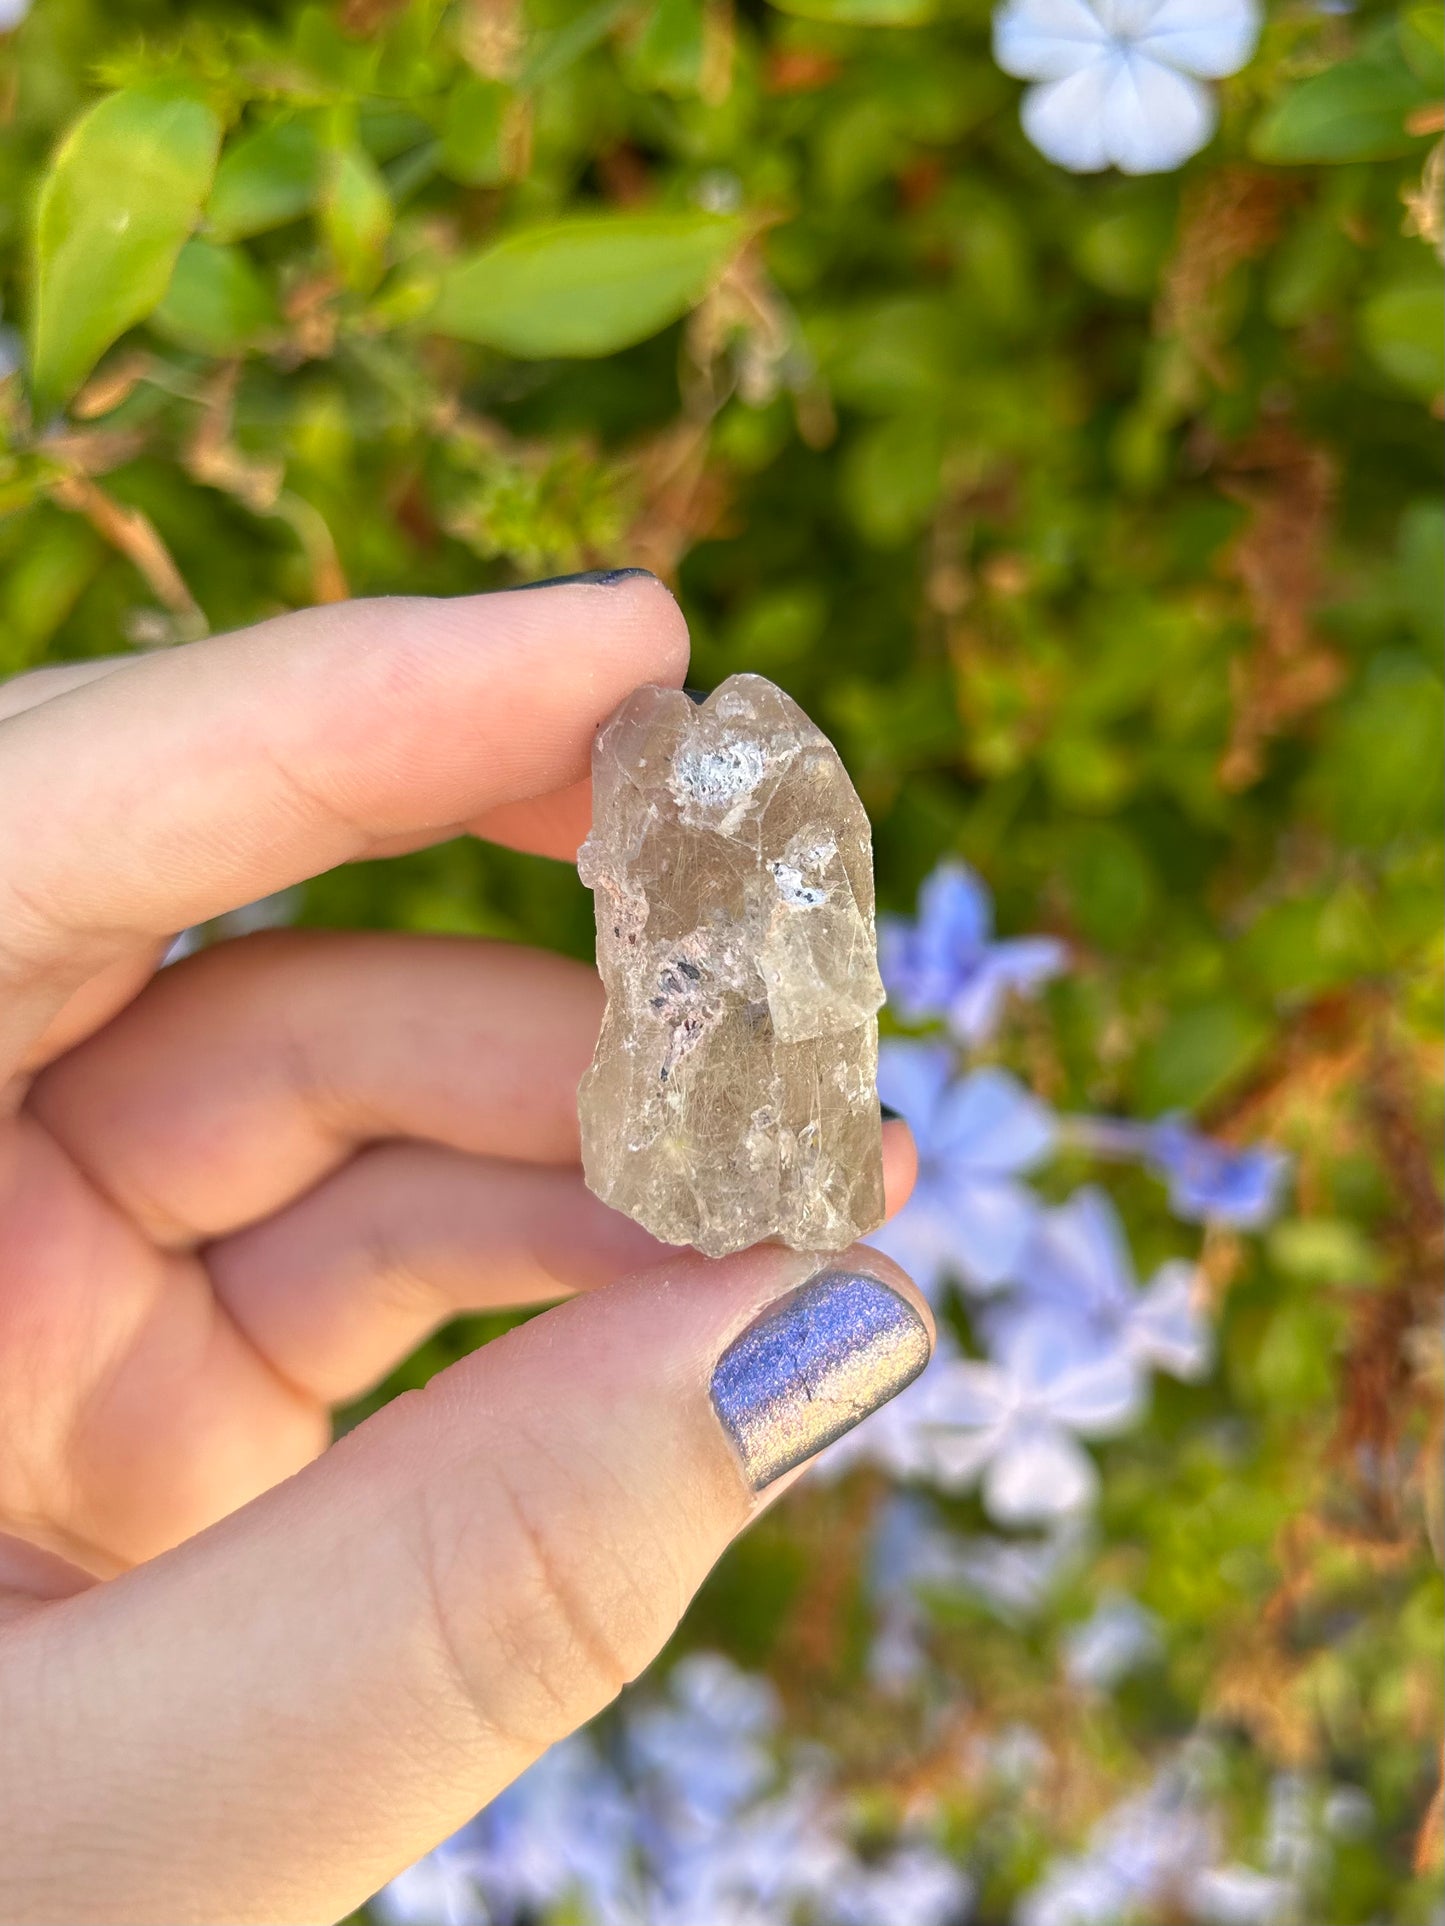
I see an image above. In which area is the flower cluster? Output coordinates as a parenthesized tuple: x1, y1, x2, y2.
(1018, 1748, 1325, 1926)
(833, 860, 1286, 1524)
(375, 1655, 970, 1926)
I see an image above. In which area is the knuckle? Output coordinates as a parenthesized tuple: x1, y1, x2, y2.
(414, 1431, 685, 1754)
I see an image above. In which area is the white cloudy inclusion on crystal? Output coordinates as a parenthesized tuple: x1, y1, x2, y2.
(578, 674, 887, 1258)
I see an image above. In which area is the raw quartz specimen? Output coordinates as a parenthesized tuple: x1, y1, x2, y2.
(578, 673, 886, 1259)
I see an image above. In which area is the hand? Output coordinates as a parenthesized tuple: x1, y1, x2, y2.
(0, 577, 926, 1925)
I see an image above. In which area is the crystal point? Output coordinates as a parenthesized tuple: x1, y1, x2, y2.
(578, 673, 886, 1259)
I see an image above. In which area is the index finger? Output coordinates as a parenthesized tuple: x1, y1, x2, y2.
(0, 573, 688, 1077)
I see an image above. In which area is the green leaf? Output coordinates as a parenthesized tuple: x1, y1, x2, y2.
(1362, 276, 1445, 399)
(1250, 56, 1430, 163)
(207, 117, 322, 243)
(440, 76, 523, 188)
(518, 0, 629, 88)
(1252, 1302, 1340, 1410)
(1313, 655, 1445, 847)
(841, 412, 946, 546)
(357, 103, 434, 164)
(0, 508, 102, 670)
(1238, 887, 1378, 998)
(1399, 3, 1445, 86)
(151, 238, 279, 355)
(426, 212, 745, 358)
(29, 84, 222, 416)
(766, 0, 935, 23)
(1137, 999, 1269, 1113)
(630, 0, 709, 95)
(1071, 200, 1174, 300)
(1268, 1218, 1381, 1288)
(1060, 821, 1158, 947)
(320, 135, 393, 293)
(1396, 499, 1445, 644)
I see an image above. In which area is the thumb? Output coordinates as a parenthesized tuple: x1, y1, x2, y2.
(0, 1243, 931, 1926)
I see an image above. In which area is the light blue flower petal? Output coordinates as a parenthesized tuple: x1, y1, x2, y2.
(1132, 0, 1261, 76)
(1063, 1592, 1162, 1690)
(866, 1202, 962, 1301)
(921, 1354, 1017, 1430)
(876, 1038, 954, 1134)
(831, 1846, 975, 1926)
(1128, 1261, 1213, 1380)
(946, 966, 1013, 1045)
(994, 934, 1070, 992)
(877, 915, 923, 1011)
(1021, 64, 1120, 172)
(1192, 1866, 1299, 1922)
(995, 0, 1113, 80)
(1002, 1314, 1145, 1431)
(929, 1426, 1010, 1490)
(1047, 1347, 1146, 1433)
(1147, 1118, 1290, 1227)
(934, 1065, 1057, 1174)
(882, 862, 996, 1018)
(1020, 1185, 1137, 1319)
(947, 937, 1066, 1042)
(918, 858, 993, 951)
(984, 1421, 1098, 1522)
(1102, 52, 1217, 172)
(940, 1173, 1047, 1289)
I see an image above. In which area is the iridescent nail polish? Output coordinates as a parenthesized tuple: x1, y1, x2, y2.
(510, 568, 657, 590)
(709, 1270, 932, 1491)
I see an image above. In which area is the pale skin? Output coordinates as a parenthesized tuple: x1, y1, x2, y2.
(0, 576, 923, 1925)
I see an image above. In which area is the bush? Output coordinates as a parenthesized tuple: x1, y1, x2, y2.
(1, 0, 1440, 1920)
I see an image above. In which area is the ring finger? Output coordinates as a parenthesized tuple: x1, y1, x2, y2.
(27, 927, 604, 1248)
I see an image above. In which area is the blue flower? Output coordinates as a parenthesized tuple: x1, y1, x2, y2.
(999, 1186, 1214, 1382)
(871, 1042, 1056, 1296)
(830, 1845, 974, 1926)
(1062, 1592, 1161, 1691)
(906, 1312, 1146, 1523)
(867, 1494, 1083, 1687)
(1142, 1118, 1290, 1229)
(626, 1653, 778, 1828)
(1019, 1743, 1306, 1926)
(374, 1732, 641, 1926)
(378, 1653, 971, 1926)
(1066, 1114, 1290, 1229)
(835, 1191, 1212, 1522)
(1018, 1748, 1224, 1926)
(879, 860, 1066, 1045)
(993, 0, 1262, 178)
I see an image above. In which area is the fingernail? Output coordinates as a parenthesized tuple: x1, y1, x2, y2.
(510, 568, 658, 591)
(709, 1269, 932, 1492)
(880, 1102, 903, 1123)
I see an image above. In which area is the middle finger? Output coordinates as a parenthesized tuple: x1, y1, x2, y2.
(27, 930, 601, 1246)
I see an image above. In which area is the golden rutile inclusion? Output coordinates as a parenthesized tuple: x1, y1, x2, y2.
(578, 674, 886, 1258)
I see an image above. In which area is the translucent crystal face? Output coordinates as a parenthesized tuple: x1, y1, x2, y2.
(577, 673, 886, 1259)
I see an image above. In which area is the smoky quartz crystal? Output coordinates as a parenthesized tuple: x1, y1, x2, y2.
(577, 674, 886, 1258)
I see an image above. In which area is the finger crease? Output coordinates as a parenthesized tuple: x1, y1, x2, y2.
(253, 736, 380, 857)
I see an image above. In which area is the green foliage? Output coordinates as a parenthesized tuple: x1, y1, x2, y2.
(427, 210, 749, 355)
(0, 0, 1440, 1918)
(206, 115, 324, 241)
(1363, 270, 1445, 395)
(29, 82, 221, 413)
(320, 114, 395, 290)
(152, 237, 280, 353)
(1251, 48, 1434, 162)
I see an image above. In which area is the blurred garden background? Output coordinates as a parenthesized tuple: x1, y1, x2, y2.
(0, 0, 1442, 1919)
